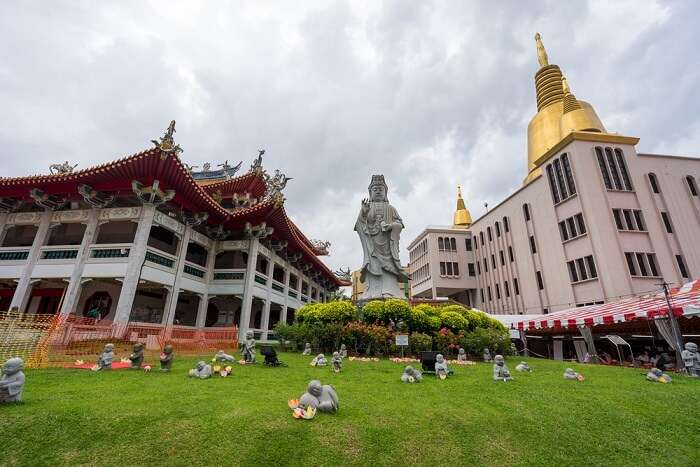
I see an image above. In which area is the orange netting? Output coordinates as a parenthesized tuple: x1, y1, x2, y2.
(0, 312, 239, 368)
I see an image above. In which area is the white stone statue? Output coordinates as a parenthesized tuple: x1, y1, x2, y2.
(302, 343, 312, 355)
(339, 343, 347, 359)
(242, 331, 256, 364)
(189, 361, 213, 379)
(646, 367, 672, 383)
(94, 343, 115, 371)
(681, 342, 700, 377)
(457, 348, 467, 362)
(299, 380, 339, 413)
(214, 350, 236, 363)
(311, 354, 327, 367)
(515, 361, 532, 372)
(435, 353, 450, 379)
(0, 357, 25, 403)
(401, 365, 423, 383)
(493, 355, 513, 381)
(331, 352, 342, 373)
(355, 175, 409, 300)
(483, 348, 492, 362)
(564, 368, 584, 381)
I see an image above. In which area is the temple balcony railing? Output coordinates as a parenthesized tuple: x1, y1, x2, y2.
(0, 247, 30, 262)
(254, 273, 268, 286)
(38, 245, 80, 261)
(288, 289, 299, 299)
(145, 248, 177, 270)
(271, 280, 285, 294)
(212, 269, 245, 282)
(301, 295, 309, 303)
(183, 261, 206, 280)
(87, 243, 132, 262)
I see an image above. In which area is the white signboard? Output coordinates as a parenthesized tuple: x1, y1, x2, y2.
(395, 334, 409, 346)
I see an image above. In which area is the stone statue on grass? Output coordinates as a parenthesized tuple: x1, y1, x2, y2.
(355, 175, 409, 300)
(564, 368, 585, 381)
(189, 361, 212, 379)
(311, 353, 327, 367)
(214, 350, 236, 363)
(435, 353, 450, 379)
(0, 357, 25, 403)
(299, 380, 339, 413)
(646, 368, 672, 383)
(160, 345, 174, 371)
(457, 348, 467, 362)
(331, 352, 342, 373)
(515, 361, 532, 372)
(483, 348, 492, 363)
(681, 342, 700, 377)
(302, 343, 312, 355)
(242, 331, 256, 364)
(94, 343, 115, 371)
(129, 343, 144, 369)
(401, 365, 423, 383)
(493, 355, 512, 381)
(339, 343, 347, 358)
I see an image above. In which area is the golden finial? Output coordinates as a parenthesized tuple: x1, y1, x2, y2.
(453, 185, 472, 227)
(561, 76, 571, 95)
(535, 33, 549, 68)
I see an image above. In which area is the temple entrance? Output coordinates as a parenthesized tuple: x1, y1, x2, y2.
(249, 297, 265, 329)
(206, 295, 242, 327)
(74, 279, 122, 320)
(268, 303, 283, 331)
(129, 284, 169, 324)
(173, 293, 200, 326)
(25, 280, 67, 314)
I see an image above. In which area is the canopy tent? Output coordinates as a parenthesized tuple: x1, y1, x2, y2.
(515, 280, 700, 331)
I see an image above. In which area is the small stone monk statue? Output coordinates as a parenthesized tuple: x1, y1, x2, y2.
(483, 348, 492, 363)
(214, 350, 236, 363)
(331, 352, 342, 373)
(515, 361, 532, 372)
(563, 368, 584, 381)
(302, 343, 312, 355)
(681, 342, 700, 377)
(160, 345, 174, 371)
(299, 379, 339, 413)
(339, 343, 347, 358)
(435, 353, 450, 379)
(189, 361, 212, 379)
(457, 348, 467, 362)
(646, 367, 672, 383)
(0, 357, 25, 403)
(311, 353, 327, 367)
(242, 331, 256, 364)
(129, 343, 144, 369)
(493, 355, 512, 381)
(401, 365, 423, 383)
(95, 343, 115, 371)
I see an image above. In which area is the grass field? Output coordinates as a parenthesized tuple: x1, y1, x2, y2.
(1, 353, 698, 466)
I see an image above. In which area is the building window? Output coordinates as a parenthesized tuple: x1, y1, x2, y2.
(483, 258, 488, 272)
(605, 148, 623, 190)
(576, 258, 588, 281)
(503, 217, 510, 232)
(487, 227, 492, 242)
(536, 271, 544, 290)
(477, 261, 481, 274)
(625, 252, 637, 276)
(596, 147, 612, 190)
(547, 164, 561, 204)
(468, 263, 475, 276)
(625, 251, 661, 277)
(480, 288, 484, 302)
(480, 231, 484, 245)
(687, 176, 698, 196)
(495, 283, 501, 299)
(499, 250, 505, 266)
(648, 173, 660, 194)
(575, 214, 586, 234)
(614, 149, 633, 191)
(633, 210, 646, 231)
(465, 238, 472, 251)
(567, 260, 578, 282)
(450, 238, 457, 251)
(487, 286, 492, 301)
(561, 154, 577, 195)
(529, 235, 537, 254)
(504, 281, 510, 297)
(523, 204, 531, 221)
(613, 209, 624, 230)
(597, 147, 634, 192)
(661, 212, 673, 233)
(491, 254, 495, 269)
(513, 278, 520, 295)
(438, 237, 445, 251)
(446, 262, 454, 276)
(453, 262, 459, 276)
(614, 209, 646, 231)
(508, 246, 514, 262)
(647, 254, 659, 277)
(676, 255, 689, 278)
(495, 222, 501, 237)
(586, 255, 597, 279)
(567, 256, 599, 283)
(553, 158, 569, 199)
(440, 262, 446, 275)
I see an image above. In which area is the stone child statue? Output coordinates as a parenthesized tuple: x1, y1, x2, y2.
(354, 175, 409, 299)
(331, 352, 342, 373)
(563, 368, 584, 381)
(214, 350, 236, 363)
(681, 342, 700, 377)
(95, 343, 115, 371)
(457, 348, 467, 362)
(339, 343, 347, 359)
(401, 365, 423, 383)
(129, 343, 145, 369)
(646, 367, 672, 383)
(302, 343, 312, 355)
(515, 361, 532, 372)
(483, 348, 492, 363)
(493, 355, 512, 381)
(189, 361, 213, 379)
(299, 380, 339, 413)
(242, 331, 256, 364)
(311, 354, 327, 367)
(0, 357, 25, 403)
(435, 353, 450, 379)
(160, 345, 174, 371)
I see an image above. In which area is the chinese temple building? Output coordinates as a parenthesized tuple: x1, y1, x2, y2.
(0, 122, 348, 341)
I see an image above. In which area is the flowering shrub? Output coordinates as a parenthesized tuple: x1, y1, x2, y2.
(360, 300, 384, 323)
(296, 301, 356, 324)
(440, 310, 469, 332)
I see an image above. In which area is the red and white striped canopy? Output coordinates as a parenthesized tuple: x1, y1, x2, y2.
(516, 280, 700, 331)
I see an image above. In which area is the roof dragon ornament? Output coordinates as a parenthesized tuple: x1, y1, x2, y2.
(49, 161, 78, 174)
(152, 120, 183, 157)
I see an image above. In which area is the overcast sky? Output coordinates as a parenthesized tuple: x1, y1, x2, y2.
(1, 1, 699, 274)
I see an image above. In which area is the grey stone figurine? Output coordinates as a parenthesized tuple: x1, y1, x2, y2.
(94, 343, 115, 371)
(435, 353, 450, 379)
(563, 368, 582, 380)
(646, 367, 672, 383)
(311, 353, 327, 367)
(302, 343, 312, 355)
(331, 352, 342, 373)
(190, 361, 212, 379)
(214, 350, 236, 363)
(515, 361, 532, 372)
(0, 357, 25, 403)
(299, 380, 339, 413)
(457, 348, 467, 362)
(129, 343, 144, 369)
(339, 343, 347, 358)
(401, 365, 423, 383)
(483, 348, 492, 363)
(242, 331, 256, 364)
(160, 345, 174, 371)
(681, 342, 700, 377)
(493, 355, 512, 381)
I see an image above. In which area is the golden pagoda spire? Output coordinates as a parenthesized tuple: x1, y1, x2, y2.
(561, 76, 582, 113)
(535, 33, 549, 68)
(453, 186, 472, 228)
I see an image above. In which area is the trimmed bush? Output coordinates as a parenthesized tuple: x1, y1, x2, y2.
(296, 301, 356, 324)
(440, 310, 469, 332)
(383, 299, 412, 323)
(409, 332, 432, 354)
(361, 300, 384, 323)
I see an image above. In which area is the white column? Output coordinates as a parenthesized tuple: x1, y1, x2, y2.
(162, 225, 192, 326)
(113, 205, 156, 323)
(196, 242, 217, 328)
(59, 209, 100, 315)
(10, 210, 52, 311)
(238, 238, 259, 341)
(261, 299, 271, 339)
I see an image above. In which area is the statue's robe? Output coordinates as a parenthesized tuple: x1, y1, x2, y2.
(0, 371, 25, 402)
(355, 201, 409, 286)
(493, 365, 512, 380)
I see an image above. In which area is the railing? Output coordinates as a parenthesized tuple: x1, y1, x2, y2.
(40, 246, 79, 260)
(254, 274, 268, 286)
(272, 282, 285, 293)
(288, 290, 298, 299)
(145, 248, 176, 268)
(0, 248, 30, 261)
(90, 243, 131, 259)
(301, 295, 309, 303)
(183, 263, 206, 278)
(212, 269, 245, 281)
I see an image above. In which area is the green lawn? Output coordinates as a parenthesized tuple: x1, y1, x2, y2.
(1, 353, 698, 466)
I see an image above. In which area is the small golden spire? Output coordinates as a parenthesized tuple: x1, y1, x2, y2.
(535, 33, 549, 68)
(561, 76, 582, 113)
(453, 185, 472, 228)
(562, 76, 571, 95)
